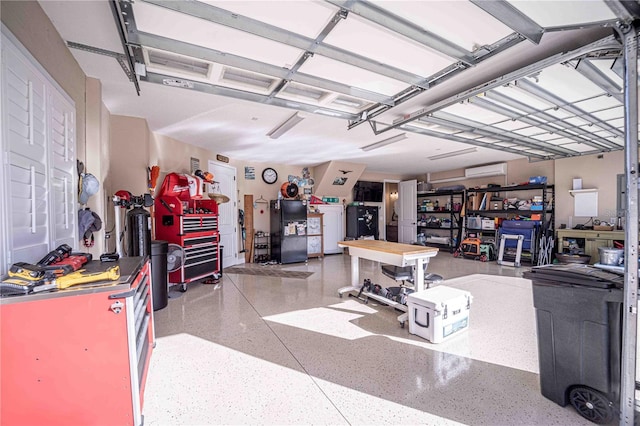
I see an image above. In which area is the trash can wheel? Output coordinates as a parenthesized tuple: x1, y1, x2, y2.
(569, 386, 614, 424)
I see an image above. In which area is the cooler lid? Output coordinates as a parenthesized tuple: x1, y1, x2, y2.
(407, 285, 471, 308)
(524, 264, 624, 289)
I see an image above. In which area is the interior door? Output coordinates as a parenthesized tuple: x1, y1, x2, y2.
(398, 179, 417, 244)
(208, 161, 238, 267)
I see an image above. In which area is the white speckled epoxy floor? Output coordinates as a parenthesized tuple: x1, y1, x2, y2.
(143, 252, 600, 425)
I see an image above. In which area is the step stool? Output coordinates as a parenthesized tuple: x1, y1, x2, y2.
(497, 234, 524, 267)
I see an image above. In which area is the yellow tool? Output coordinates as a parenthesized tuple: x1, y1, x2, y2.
(1, 276, 48, 295)
(8, 262, 49, 281)
(54, 266, 120, 289)
(31, 266, 120, 293)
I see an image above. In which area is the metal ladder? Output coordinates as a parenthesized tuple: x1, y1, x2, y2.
(497, 234, 524, 267)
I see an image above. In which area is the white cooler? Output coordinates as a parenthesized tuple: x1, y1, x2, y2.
(407, 286, 472, 343)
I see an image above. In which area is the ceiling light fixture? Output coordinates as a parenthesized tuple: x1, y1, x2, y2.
(361, 133, 407, 152)
(313, 109, 343, 117)
(428, 147, 478, 160)
(266, 112, 306, 139)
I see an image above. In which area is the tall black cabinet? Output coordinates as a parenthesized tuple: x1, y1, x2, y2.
(346, 205, 379, 240)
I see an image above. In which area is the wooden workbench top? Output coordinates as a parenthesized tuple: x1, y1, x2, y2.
(338, 239, 439, 255)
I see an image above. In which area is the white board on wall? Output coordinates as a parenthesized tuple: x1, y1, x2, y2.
(573, 191, 598, 217)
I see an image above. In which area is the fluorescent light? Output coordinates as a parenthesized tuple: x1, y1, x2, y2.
(267, 112, 306, 139)
(428, 147, 477, 160)
(361, 133, 407, 152)
(313, 109, 343, 117)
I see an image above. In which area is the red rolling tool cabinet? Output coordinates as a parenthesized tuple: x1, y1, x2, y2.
(0, 257, 154, 426)
(154, 195, 220, 291)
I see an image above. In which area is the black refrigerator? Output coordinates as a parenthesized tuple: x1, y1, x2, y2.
(270, 199, 308, 264)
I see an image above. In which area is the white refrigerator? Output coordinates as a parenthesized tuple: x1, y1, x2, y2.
(316, 204, 344, 254)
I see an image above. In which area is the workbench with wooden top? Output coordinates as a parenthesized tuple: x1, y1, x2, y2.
(337, 240, 439, 325)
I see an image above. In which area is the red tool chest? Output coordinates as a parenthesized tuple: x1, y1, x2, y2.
(154, 195, 220, 291)
(0, 257, 153, 426)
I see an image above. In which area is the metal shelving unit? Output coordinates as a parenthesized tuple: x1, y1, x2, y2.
(416, 189, 465, 252)
(465, 184, 555, 262)
(253, 231, 270, 263)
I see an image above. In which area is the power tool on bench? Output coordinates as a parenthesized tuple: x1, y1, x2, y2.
(9, 262, 72, 280)
(32, 266, 121, 293)
(36, 244, 73, 266)
(2, 264, 57, 295)
(37, 244, 92, 272)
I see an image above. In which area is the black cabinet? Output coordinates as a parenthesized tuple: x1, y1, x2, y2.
(346, 205, 379, 240)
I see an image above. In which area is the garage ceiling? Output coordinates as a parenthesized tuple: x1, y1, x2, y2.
(39, 0, 638, 176)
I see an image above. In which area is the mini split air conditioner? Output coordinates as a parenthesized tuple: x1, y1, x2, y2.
(464, 163, 507, 179)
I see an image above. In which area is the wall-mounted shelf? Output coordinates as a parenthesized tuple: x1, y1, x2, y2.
(569, 188, 598, 196)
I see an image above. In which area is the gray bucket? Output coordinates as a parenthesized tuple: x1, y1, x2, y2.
(598, 247, 624, 266)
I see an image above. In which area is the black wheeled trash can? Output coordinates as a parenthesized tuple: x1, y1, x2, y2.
(219, 245, 223, 277)
(151, 240, 169, 311)
(524, 264, 624, 424)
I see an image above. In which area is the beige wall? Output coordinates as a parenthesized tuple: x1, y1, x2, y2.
(110, 116, 151, 196)
(235, 162, 316, 234)
(425, 158, 554, 190)
(554, 151, 625, 228)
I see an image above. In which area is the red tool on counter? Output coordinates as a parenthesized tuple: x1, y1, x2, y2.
(36, 244, 92, 273)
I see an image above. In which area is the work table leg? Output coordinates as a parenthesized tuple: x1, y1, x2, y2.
(351, 255, 360, 287)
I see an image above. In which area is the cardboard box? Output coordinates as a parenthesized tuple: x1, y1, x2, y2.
(408, 286, 472, 343)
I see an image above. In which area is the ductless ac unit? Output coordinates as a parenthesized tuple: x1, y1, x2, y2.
(464, 163, 507, 178)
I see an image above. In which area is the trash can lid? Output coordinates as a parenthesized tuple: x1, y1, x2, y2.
(524, 264, 624, 289)
(151, 240, 169, 255)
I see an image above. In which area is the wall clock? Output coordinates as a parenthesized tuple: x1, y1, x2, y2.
(262, 167, 278, 184)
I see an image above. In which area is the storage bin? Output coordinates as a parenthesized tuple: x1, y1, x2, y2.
(481, 218, 494, 230)
(529, 176, 547, 184)
(417, 182, 432, 192)
(407, 286, 473, 343)
(467, 216, 482, 229)
(425, 236, 450, 245)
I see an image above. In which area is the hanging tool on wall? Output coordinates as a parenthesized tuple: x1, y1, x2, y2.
(147, 165, 160, 239)
(148, 165, 160, 193)
(238, 209, 246, 253)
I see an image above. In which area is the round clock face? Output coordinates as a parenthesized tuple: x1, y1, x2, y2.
(262, 167, 278, 184)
